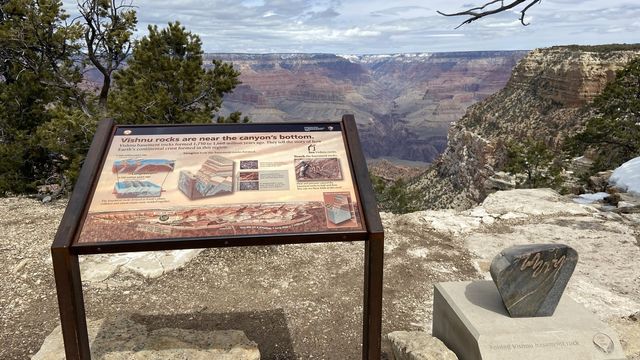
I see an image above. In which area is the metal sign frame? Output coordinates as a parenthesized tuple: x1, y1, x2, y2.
(51, 114, 384, 359)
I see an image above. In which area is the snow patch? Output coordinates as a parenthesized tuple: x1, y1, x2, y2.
(572, 192, 609, 204)
(609, 157, 640, 195)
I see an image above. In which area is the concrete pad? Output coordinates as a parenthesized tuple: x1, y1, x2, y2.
(432, 281, 625, 360)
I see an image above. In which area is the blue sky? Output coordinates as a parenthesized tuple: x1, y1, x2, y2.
(63, 0, 640, 54)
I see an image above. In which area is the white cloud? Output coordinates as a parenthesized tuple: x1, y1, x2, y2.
(483, 19, 526, 28)
(61, 0, 640, 53)
(343, 27, 381, 37)
(425, 33, 465, 37)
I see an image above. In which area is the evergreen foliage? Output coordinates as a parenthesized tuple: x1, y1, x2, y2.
(504, 139, 562, 188)
(567, 57, 640, 171)
(371, 174, 420, 214)
(109, 22, 242, 124)
(551, 44, 640, 52)
(1, 6, 244, 196)
(0, 0, 91, 194)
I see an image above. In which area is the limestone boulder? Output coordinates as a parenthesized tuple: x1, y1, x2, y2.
(387, 331, 458, 360)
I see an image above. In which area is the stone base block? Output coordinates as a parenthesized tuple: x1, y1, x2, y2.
(432, 281, 625, 360)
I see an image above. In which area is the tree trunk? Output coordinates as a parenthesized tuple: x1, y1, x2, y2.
(98, 74, 110, 111)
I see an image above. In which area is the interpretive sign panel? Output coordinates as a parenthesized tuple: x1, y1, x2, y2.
(52, 115, 383, 360)
(76, 123, 365, 244)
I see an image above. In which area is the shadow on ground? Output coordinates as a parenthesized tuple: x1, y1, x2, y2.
(128, 309, 296, 359)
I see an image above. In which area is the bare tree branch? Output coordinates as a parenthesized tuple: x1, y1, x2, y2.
(77, 0, 136, 111)
(438, 0, 542, 28)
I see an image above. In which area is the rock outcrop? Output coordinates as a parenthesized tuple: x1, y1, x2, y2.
(410, 45, 640, 209)
(212, 52, 526, 162)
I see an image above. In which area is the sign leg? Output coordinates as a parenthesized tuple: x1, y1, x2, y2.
(363, 238, 384, 359)
(52, 249, 91, 359)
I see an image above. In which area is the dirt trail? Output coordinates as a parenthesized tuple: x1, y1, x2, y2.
(0, 197, 477, 359)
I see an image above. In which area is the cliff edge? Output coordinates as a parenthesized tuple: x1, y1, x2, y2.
(410, 45, 640, 210)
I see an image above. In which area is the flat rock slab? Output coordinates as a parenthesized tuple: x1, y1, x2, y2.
(490, 244, 578, 317)
(481, 188, 593, 216)
(387, 331, 458, 360)
(32, 314, 260, 360)
(432, 281, 626, 360)
(80, 249, 204, 282)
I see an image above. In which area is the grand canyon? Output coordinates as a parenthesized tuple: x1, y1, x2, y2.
(209, 51, 527, 163)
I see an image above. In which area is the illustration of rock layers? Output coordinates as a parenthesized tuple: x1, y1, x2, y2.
(326, 194, 352, 224)
(112, 159, 175, 174)
(112, 159, 175, 198)
(113, 181, 162, 198)
(179, 155, 235, 200)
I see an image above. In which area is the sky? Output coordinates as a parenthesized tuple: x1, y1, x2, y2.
(62, 0, 640, 54)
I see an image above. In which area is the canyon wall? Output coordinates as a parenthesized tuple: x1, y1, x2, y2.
(209, 52, 526, 162)
(410, 45, 640, 209)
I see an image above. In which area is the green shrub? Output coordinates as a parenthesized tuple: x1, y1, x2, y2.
(371, 174, 421, 214)
(505, 139, 563, 188)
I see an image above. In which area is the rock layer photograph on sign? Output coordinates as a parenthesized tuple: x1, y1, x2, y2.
(294, 158, 343, 181)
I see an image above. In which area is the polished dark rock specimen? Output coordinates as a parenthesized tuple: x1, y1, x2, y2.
(490, 244, 578, 317)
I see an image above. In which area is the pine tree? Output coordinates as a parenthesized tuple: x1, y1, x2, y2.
(505, 139, 562, 188)
(109, 22, 242, 124)
(0, 0, 89, 194)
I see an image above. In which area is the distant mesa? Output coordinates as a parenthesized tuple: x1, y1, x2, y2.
(206, 51, 526, 163)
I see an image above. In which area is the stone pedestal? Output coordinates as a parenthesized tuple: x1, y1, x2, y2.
(432, 281, 625, 360)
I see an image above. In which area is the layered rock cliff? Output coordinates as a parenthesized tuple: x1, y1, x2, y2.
(210, 52, 526, 162)
(410, 45, 640, 209)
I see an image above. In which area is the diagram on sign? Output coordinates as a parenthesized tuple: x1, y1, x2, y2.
(323, 192, 357, 228)
(112, 159, 174, 198)
(179, 155, 235, 200)
(112, 159, 175, 174)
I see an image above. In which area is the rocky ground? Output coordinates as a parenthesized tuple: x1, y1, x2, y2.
(1, 189, 639, 359)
